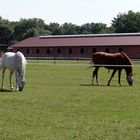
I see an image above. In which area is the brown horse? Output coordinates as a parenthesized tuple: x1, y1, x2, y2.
(91, 52, 134, 86)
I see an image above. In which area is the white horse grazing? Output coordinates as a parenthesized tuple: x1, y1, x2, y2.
(1, 51, 27, 91)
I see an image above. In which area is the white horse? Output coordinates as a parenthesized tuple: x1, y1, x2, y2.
(1, 51, 27, 91)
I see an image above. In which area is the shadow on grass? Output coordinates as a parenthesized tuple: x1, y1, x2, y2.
(80, 84, 128, 87)
(0, 89, 17, 92)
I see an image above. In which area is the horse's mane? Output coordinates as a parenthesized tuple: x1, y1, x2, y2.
(16, 51, 27, 65)
(121, 52, 132, 65)
(16, 51, 27, 76)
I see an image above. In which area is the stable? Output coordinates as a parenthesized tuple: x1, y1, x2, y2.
(11, 33, 140, 59)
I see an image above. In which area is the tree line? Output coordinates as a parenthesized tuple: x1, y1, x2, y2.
(0, 10, 140, 47)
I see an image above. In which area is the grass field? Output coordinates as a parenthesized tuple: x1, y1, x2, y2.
(0, 61, 140, 140)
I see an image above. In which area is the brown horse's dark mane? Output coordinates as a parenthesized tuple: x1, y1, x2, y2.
(120, 52, 133, 65)
(120, 52, 133, 75)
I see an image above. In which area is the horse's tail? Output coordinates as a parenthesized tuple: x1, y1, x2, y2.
(86, 53, 95, 70)
(91, 52, 97, 64)
(86, 65, 95, 69)
(89, 58, 93, 64)
(86, 59, 95, 69)
(0, 58, 1, 69)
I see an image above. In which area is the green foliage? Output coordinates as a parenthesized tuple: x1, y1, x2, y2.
(80, 23, 108, 34)
(14, 18, 46, 41)
(61, 23, 80, 35)
(0, 61, 140, 139)
(0, 18, 13, 44)
(1, 10, 140, 46)
(112, 10, 140, 33)
(45, 22, 63, 35)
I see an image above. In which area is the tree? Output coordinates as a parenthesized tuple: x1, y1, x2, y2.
(14, 19, 37, 41)
(45, 22, 62, 35)
(80, 23, 108, 34)
(61, 23, 79, 35)
(91, 23, 108, 34)
(112, 10, 140, 33)
(14, 18, 49, 41)
(45, 22, 81, 35)
(0, 17, 13, 45)
(80, 23, 92, 34)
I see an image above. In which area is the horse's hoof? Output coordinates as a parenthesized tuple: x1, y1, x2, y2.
(1, 87, 4, 91)
(97, 82, 100, 86)
(10, 89, 14, 92)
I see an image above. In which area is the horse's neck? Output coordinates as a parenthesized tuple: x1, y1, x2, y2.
(125, 66, 132, 76)
(20, 61, 26, 76)
(122, 53, 133, 76)
(16, 55, 26, 77)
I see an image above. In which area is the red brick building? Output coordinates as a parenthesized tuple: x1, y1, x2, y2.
(11, 33, 140, 59)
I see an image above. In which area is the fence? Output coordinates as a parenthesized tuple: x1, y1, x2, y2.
(26, 57, 140, 66)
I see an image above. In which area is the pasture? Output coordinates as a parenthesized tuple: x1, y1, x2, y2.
(0, 60, 140, 140)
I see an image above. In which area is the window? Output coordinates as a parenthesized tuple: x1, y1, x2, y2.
(26, 49, 30, 54)
(36, 49, 40, 54)
(57, 48, 62, 54)
(80, 48, 84, 54)
(119, 48, 123, 52)
(92, 48, 97, 53)
(46, 48, 51, 54)
(80, 48, 85, 57)
(68, 48, 73, 54)
(105, 48, 110, 53)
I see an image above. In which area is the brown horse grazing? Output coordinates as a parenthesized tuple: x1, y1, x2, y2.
(91, 52, 134, 86)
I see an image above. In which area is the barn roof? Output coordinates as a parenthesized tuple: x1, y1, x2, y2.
(11, 33, 140, 48)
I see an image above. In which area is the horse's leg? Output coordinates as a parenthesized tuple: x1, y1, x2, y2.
(92, 69, 95, 85)
(9, 71, 14, 90)
(118, 69, 122, 86)
(1, 68, 6, 90)
(107, 69, 117, 86)
(15, 71, 19, 91)
(92, 67, 100, 85)
(95, 67, 100, 85)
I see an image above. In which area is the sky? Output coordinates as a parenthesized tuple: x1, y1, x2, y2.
(0, 0, 140, 26)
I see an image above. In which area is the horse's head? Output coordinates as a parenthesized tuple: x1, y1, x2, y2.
(121, 53, 134, 86)
(17, 75, 25, 91)
(126, 73, 134, 86)
(16, 51, 27, 91)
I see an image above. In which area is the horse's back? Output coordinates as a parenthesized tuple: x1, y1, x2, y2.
(1, 52, 16, 70)
(92, 52, 129, 66)
(92, 52, 118, 63)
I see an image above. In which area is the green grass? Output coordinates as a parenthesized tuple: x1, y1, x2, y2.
(0, 62, 140, 140)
